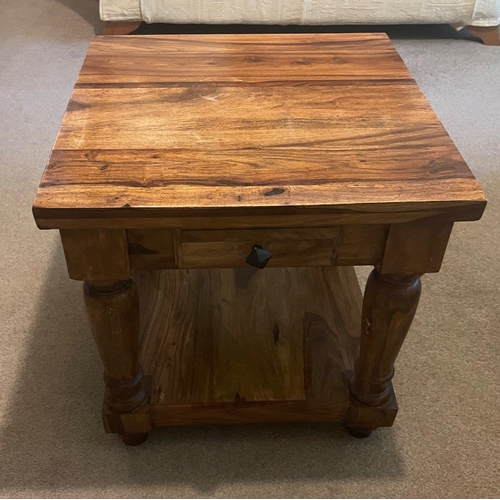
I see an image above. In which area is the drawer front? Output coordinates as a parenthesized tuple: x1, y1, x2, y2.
(178, 228, 340, 269)
(126, 225, 388, 270)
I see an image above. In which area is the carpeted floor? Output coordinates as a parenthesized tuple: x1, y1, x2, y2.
(1, 0, 499, 497)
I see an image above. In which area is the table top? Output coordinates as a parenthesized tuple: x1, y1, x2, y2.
(33, 34, 486, 229)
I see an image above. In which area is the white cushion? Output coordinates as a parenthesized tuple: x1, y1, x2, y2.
(473, 0, 500, 25)
(100, 0, 142, 21)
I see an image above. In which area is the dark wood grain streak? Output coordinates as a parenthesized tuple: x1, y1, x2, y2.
(74, 79, 416, 89)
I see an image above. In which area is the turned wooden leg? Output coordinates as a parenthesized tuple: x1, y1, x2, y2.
(84, 279, 150, 445)
(464, 25, 500, 46)
(346, 269, 422, 437)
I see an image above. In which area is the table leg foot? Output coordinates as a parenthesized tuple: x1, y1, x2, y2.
(346, 425, 373, 438)
(121, 432, 149, 446)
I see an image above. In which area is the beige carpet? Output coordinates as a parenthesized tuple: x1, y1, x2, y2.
(1, 0, 499, 497)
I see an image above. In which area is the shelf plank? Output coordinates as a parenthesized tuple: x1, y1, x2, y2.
(136, 266, 361, 423)
(211, 268, 308, 402)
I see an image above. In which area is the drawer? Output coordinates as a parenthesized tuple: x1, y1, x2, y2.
(126, 225, 388, 270)
(178, 228, 340, 269)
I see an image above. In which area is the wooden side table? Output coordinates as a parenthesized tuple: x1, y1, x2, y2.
(33, 34, 486, 445)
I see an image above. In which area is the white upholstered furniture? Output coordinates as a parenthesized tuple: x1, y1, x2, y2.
(101, 0, 500, 28)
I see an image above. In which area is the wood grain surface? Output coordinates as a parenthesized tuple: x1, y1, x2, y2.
(33, 34, 486, 229)
(135, 266, 361, 422)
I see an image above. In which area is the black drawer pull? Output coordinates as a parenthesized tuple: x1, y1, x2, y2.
(245, 244, 273, 269)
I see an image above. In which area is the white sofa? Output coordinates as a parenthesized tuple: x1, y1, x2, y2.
(101, 0, 500, 28)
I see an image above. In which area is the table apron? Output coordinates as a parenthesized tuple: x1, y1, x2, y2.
(59, 220, 454, 281)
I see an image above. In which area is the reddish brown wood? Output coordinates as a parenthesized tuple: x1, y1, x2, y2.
(465, 25, 500, 46)
(102, 21, 141, 35)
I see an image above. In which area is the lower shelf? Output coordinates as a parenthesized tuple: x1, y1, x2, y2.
(135, 266, 362, 425)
